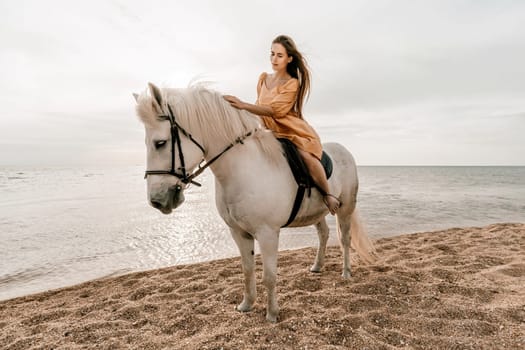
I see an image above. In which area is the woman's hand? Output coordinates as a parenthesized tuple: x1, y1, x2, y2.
(223, 95, 275, 117)
(223, 95, 245, 110)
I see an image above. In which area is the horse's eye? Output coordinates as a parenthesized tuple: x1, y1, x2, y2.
(155, 140, 167, 149)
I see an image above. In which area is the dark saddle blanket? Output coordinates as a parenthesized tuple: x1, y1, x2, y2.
(278, 138, 333, 190)
(278, 138, 333, 227)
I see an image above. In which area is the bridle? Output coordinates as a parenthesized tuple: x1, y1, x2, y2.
(144, 103, 257, 187)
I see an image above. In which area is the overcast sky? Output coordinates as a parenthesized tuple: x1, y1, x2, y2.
(1, 0, 524, 166)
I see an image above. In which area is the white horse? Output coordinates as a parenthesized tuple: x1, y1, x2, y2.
(134, 83, 376, 322)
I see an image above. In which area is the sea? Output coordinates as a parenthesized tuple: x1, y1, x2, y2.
(1, 166, 524, 301)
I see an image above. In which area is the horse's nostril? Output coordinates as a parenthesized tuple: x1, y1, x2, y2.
(150, 200, 163, 209)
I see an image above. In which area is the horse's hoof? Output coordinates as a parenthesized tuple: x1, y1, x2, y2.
(236, 302, 253, 313)
(310, 265, 322, 273)
(341, 270, 352, 279)
(266, 313, 278, 323)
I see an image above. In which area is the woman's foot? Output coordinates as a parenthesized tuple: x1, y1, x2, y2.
(323, 194, 342, 215)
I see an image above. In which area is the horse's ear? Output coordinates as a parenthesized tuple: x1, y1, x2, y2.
(132, 93, 139, 103)
(148, 82, 163, 114)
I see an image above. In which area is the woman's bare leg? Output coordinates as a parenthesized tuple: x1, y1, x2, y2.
(298, 149, 340, 215)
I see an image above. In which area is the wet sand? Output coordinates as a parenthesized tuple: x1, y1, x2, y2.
(1, 223, 524, 349)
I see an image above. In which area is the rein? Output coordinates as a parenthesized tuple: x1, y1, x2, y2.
(144, 103, 257, 187)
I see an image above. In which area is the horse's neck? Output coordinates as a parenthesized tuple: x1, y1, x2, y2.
(208, 137, 285, 189)
(189, 105, 289, 188)
(209, 139, 258, 180)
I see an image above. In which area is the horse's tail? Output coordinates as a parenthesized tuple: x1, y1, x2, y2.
(349, 207, 378, 264)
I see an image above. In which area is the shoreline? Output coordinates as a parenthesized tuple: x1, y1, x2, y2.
(1, 223, 524, 349)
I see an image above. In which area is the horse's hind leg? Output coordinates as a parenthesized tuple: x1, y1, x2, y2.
(230, 227, 256, 313)
(337, 212, 352, 279)
(310, 218, 329, 273)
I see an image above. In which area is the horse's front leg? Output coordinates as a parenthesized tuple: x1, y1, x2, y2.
(310, 218, 329, 273)
(229, 227, 256, 312)
(256, 227, 280, 322)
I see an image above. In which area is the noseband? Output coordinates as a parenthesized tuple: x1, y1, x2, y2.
(144, 103, 257, 187)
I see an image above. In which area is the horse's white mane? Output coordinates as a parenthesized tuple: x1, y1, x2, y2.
(136, 84, 282, 163)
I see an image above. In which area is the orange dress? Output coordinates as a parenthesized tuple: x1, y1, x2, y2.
(256, 72, 323, 160)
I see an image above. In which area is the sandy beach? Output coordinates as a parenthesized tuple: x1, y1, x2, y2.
(1, 223, 524, 349)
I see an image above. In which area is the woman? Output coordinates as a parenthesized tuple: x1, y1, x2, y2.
(223, 35, 341, 215)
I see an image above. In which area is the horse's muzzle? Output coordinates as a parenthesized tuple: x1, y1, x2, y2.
(149, 185, 185, 214)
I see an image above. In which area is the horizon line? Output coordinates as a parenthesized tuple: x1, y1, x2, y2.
(1, 163, 524, 168)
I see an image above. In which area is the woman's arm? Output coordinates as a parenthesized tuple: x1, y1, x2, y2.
(223, 95, 274, 117)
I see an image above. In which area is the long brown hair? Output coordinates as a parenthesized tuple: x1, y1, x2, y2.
(272, 35, 310, 118)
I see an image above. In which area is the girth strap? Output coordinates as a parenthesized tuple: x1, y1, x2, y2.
(282, 185, 306, 227)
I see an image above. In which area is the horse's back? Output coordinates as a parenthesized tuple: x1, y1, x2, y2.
(322, 142, 358, 178)
(323, 142, 356, 162)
